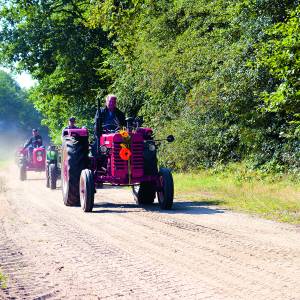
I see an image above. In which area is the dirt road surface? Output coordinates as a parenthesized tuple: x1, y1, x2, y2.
(0, 164, 300, 300)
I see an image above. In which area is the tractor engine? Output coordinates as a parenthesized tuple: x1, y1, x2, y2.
(98, 132, 144, 183)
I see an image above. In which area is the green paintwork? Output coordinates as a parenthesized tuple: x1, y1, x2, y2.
(47, 150, 57, 161)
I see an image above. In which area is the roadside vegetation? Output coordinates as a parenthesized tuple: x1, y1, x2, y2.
(0, 70, 43, 133)
(0, 1, 299, 174)
(0, 269, 7, 289)
(0, 161, 7, 169)
(0, 1, 299, 222)
(174, 164, 300, 224)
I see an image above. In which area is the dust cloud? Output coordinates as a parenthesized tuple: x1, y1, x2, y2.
(0, 126, 26, 162)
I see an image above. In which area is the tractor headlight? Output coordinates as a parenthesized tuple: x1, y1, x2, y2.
(148, 144, 156, 151)
(36, 151, 43, 162)
(100, 145, 107, 153)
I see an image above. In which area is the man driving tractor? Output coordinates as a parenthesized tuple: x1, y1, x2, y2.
(65, 116, 78, 129)
(94, 94, 126, 132)
(92, 94, 126, 156)
(23, 129, 43, 160)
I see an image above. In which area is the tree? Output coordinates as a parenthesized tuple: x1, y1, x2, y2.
(0, 70, 42, 131)
(0, 0, 111, 139)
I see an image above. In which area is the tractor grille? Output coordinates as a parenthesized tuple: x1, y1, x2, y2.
(131, 141, 144, 177)
(113, 143, 127, 171)
(112, 140, 144, 178)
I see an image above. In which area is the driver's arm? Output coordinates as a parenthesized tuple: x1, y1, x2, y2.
(38, 136, 43, 146)
(23, 137, 32, 148)
(117, 110, 126, 127)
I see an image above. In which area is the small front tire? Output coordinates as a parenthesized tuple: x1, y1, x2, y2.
(157, 168, 174, 210)
(20, 164, 27, 181)
(46, 165, 50, 188)
(132, 182, 156, 205)
(49, 163, 57, 190)
(80, 169, 95, 212)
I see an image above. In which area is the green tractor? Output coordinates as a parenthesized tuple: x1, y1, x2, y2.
(46, 145, 60, 189)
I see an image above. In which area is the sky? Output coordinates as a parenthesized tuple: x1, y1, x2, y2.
(0, 67, 37, 89)
(14, 72, 37, 89)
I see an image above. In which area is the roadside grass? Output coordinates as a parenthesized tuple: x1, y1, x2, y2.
(174, 164, 300, 224)
(0, 270, 7, 289)
(0, 160, 8, 193)
(0, 176, 6, 193)
(0, 160, 9, 169)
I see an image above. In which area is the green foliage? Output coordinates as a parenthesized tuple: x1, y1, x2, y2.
(0, 70, 41, 131)
(174, 164, 300, 224)
(0, 0, 299, 171)
(0, 270, 7, 289)
(255, 5, 300, 132)
(0, 0, 111, 140)
(88, 0, 298, 171)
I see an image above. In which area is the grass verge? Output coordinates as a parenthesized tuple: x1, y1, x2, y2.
(174, 164, 300, 224)
(0, 160, 8, 169)
(0, 160, 8, 193)
(0, 270, 7, 289)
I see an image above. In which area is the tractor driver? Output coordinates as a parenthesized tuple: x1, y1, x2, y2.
(65, 116, 78, 129)
(61, 116, 79, 138)
(23, 129, 43, 160)
(92, 94, 126, 156)
(94, 94, 126, 132)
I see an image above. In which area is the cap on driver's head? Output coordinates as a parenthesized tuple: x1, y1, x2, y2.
(69, 117, 76, 122)
(32, 128, 37, 132)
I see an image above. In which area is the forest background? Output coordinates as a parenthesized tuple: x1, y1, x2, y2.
(0, 0, 299, 174)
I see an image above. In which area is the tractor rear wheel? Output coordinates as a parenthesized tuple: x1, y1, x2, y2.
(49, 163, 57, 190)
(80, 169, 94, 212)
(157, 168, 174, 210)
(20, 164, 27, 181)
(62, 137, 88, 206)
(132, 182, 156, 205)
(46, 165, 50, 188)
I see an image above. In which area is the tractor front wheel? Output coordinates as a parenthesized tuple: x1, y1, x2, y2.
(20, 164, 27, 181)
(157, 168, 174, 210)
(80, 169, 95, 212)
(132, 182, 156, 205)
(49, 163, 57, 190)
(46, 164, 50, 187)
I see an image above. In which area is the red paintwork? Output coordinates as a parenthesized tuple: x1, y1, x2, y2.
(18, 147, 46, 171)
(99, 132, 144, 181)
(62, 128, 88, 137)
(136, 127, 153, 139)
(63, 127, 162, 188)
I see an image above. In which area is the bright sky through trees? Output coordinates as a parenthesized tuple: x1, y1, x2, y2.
(0, 67, 36, 89)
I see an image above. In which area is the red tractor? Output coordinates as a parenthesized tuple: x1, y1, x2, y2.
(17, 145, 46, 181)
(61, 116, 175, 212)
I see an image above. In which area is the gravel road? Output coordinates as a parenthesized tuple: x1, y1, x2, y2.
(0, 165, 300, 299)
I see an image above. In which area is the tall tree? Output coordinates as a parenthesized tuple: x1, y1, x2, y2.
(0, 70, 41, 131)
(0, 0, 111, 138)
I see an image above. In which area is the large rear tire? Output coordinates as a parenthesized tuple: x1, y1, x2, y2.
(19, 164, 26, 181)
(132, 182, 156, 205)
(62, 137, 88, 206)
(80, 169, 94, 212)
(49, 163, 57, 190)
(157, 168, 174, 210)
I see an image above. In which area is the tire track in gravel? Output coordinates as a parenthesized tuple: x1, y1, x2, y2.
(1, 165, 300, 299)
(1, 170, 221, 299)
(84, 200, 299, 300)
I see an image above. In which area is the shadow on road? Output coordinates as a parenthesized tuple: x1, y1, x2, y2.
(168, 200, 225, 215)
(92, 202, 136, 214)
(92, 200, 225, 215)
